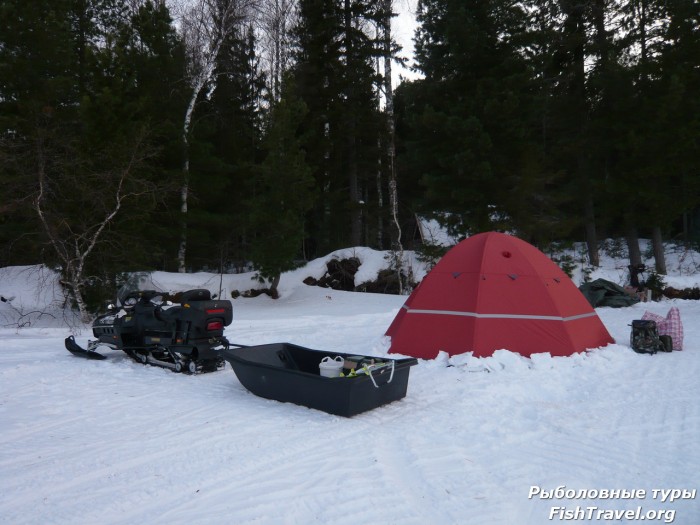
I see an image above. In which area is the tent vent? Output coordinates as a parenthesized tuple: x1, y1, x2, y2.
(502, 251, 512, 258)
(508, 274, 518, 280)
(452, 272, 462, 279)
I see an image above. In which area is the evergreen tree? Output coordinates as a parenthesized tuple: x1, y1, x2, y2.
(291, 0, 346, 255)
(338, 0, 386, 246)
(248, 82, 316, 295)
(100, 0, 189, 270)
(176, 0, 247, 272)
(0, 0, 77, 265)
(661, 0, 700, 242)
(0, 0, 186, 312)
(187, 22, 267, 270)
(292, 0, 390, 255)
(543, 0, 604, 262)
(398, 0, 537, 238)
(614, 0, 700, 270)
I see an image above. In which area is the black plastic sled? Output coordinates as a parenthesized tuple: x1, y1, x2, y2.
(66, 288, 233, 374)
(223, 343, 418, 417)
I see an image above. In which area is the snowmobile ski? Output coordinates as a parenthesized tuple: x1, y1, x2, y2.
(65, 336, 107, 360)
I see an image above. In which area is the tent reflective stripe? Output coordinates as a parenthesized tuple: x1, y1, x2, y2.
(401, 307, 599, 322)
(386, 232, 614, 359)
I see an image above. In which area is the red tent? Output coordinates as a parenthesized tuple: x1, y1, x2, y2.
(386, 232, 614, 359)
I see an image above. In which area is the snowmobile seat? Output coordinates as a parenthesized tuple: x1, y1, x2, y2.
(154, 304, 183, 323)
(180, 289, 211, 303)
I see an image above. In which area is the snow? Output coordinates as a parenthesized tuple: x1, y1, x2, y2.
(416, 216, 461, 248)
(1, 243, 699, 525)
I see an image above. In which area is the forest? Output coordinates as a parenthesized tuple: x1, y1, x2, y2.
(1, 0, 699, 314)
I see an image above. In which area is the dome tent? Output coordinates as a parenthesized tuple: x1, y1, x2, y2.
(386, 232, 614, 359)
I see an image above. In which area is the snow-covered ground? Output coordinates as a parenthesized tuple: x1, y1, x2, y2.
(1, 242, 699, 525)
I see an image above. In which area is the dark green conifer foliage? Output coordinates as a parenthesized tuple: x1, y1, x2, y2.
(291, 0, 347, 255)
(3, 0, 700, 292)
(0, 0, 77, 264)
(662, 0, 700, 235)
(188, 23, 267, 270)
(248, 81, 316, 294)
(0, 0, 186, 310)
(400, 0, 539, 238)
(633, 0, 700, 237)
(91, 1, 188, 272)
(291, 0, 390, 255)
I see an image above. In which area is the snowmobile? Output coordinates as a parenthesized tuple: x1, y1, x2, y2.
(65, 288, 233, 374)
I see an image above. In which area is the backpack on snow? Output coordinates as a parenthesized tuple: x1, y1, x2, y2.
(630, 320, 672, 354)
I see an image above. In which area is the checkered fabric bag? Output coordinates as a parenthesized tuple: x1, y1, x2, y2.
(641, 307, 684, 350)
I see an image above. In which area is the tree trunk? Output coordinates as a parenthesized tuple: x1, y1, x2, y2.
(349, 134, 361, 245)
(563, 0, 599, 268)
(273, 0, 281, 101)
(626, 226, 643, 267)
(179, 90, 198, 273)
(382, 0, 404, 293)
(269, 273, 281, 299)
(375, 49, 384, 248)
(262, 0, 292, 102)
(584, 198, 600, 267)
(651, 226, 667, 274)
(345, 0, 362, 246)
(177, 178, 189, 273)
(376, 136, 384, 247)
(179, 68, 206, 273)
(67, 275, 90, 323)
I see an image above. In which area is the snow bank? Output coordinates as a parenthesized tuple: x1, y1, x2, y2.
(0, 265, 80, 328)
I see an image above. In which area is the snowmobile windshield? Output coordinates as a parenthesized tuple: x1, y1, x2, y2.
(117, 290, 167, 309)
(116, 273, 168, 308)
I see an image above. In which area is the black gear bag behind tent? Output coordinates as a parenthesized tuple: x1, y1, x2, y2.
(630, 320, 672, 354)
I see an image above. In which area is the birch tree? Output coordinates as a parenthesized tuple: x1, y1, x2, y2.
(257, 0, 297, 101)
(1, 0, 174, 318)
(379, 0, 406, 292)
(34, 130, 156, 322)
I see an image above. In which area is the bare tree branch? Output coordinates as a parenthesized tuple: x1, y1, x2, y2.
(34, 127, 157, 322)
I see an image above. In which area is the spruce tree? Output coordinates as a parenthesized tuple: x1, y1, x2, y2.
(0, 0, 77, 264)
(399, 0, 536, 238)
(292, 0, 346, 254)
(292, 0, 391, 255)
(248, 82, 316, 295)
(98, 0, 188, 271)
(187, 22, 267, 270)
(616, 0, 700, 270)
(0, 0, 186, 312)
(661, 0, 700, 241)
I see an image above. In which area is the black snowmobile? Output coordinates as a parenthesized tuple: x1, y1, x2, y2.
(65, 288, 233, 374)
